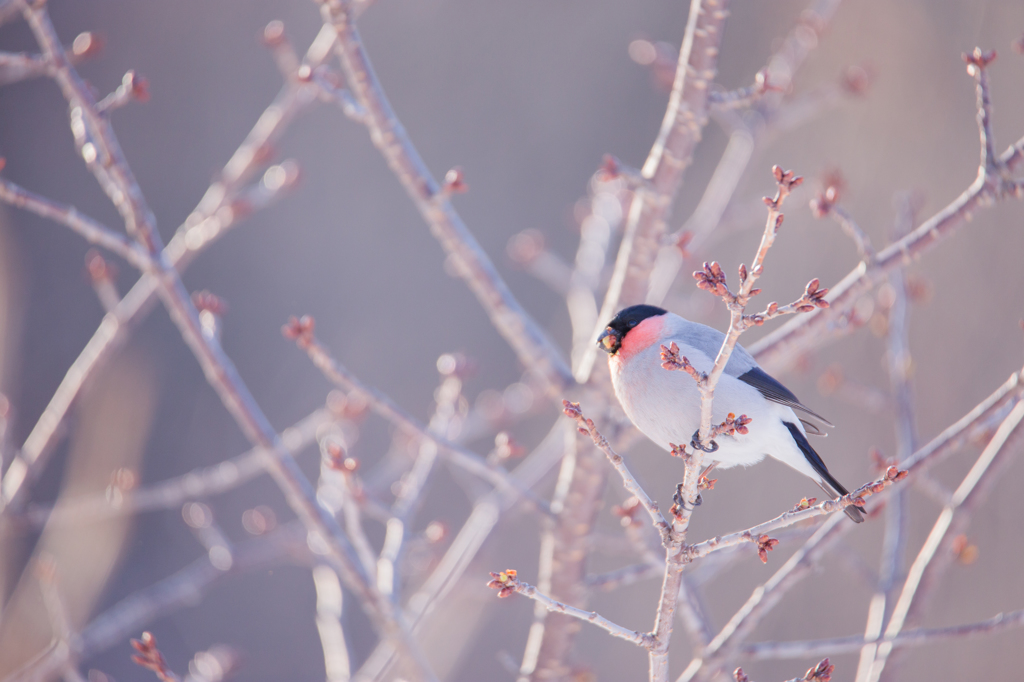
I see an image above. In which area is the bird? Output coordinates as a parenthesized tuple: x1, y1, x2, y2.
(597, 304, 864, 523)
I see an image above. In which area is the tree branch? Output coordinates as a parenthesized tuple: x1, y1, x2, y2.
(578, 0, 732, 383)
(488, 570, 655, 649)
(751, 51, 1024, 373)
(0, 22, 323, 515)
(0, 177, 152, 271)
(865, 399, 1024, 682)
(316, 0, 572, 394)
(284, 316, 551, 513)
(745, 608, 1024, 660)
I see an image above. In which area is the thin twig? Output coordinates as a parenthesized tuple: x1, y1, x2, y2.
(562, 401, 669, 537)
(0, 177, 152, 270)
(686, 467, 906, 562)
(487, 570, 655, 649)
(14, 408, 334, 530)
(744, 608, 1024, 660)
(854, 193, 918, 682)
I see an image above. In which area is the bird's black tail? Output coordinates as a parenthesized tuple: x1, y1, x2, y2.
(783, 422, 865, 524)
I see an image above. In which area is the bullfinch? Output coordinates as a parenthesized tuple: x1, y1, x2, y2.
(598, 304, 864, 523)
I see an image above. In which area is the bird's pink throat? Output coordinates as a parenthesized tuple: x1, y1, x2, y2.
(611, 315, 665, 368)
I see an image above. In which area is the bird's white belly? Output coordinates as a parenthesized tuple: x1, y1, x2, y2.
(611, 343, 796, 470)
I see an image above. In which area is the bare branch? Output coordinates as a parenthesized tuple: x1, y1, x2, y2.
(284, 316, 550, 512)
(313, 565, 353, 682)
(12, 399, 329, 524)
(317, 0, 573, 393)
(751, 52, 1024, 373)
(357, 421, 569, 681)
(678, 363, 1024, 682)
(14, 6, 439, 677)
(0, 24, 324, 514)
(578, 0, 732, 382)
(647, 0, 849, 307)
(745, 608, 1024, 660)
(865, 399, 1024, 681)
(686, 467, 906, 562)
(11, 525, 308, 682)
(487, 570, 655, 649)
(855, 195, 918, 682)
(0, 177, 152, 270)
(562, 400, 669, 537)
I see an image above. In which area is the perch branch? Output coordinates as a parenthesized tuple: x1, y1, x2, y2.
(686, 467, 906, 562)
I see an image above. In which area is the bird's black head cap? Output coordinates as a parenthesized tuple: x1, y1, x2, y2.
(597, 304, 667, 355)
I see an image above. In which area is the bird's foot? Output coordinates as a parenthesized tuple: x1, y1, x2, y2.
(671, 483, 701, 517)
(690, 430, 719, 453)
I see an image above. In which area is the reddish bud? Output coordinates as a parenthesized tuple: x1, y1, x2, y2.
(282, 315, 316, 347)
(443, 167, 468, 194)
(122, 70, 149, 102)
(191, 290, 228, 316)
(756, 535, 779, 564)
(597, 154, 620, 181)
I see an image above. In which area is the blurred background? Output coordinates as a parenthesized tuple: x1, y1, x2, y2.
(1, 0, 1023, 680)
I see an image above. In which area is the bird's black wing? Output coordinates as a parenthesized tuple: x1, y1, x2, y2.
(737, 367, 834, 428)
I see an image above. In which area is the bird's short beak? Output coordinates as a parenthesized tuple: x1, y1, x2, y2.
(597, 327, 621, 355)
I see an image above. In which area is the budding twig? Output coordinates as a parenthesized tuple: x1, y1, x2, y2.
(1, 21, 326, 516)
(130, 632, 180, 682)
(285, 315, 552, 513)
(751, 48, 1024, 374)
(562, 400, 670, 539)
(686, 467, 908, 563)
(487, 569, 655, 649)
